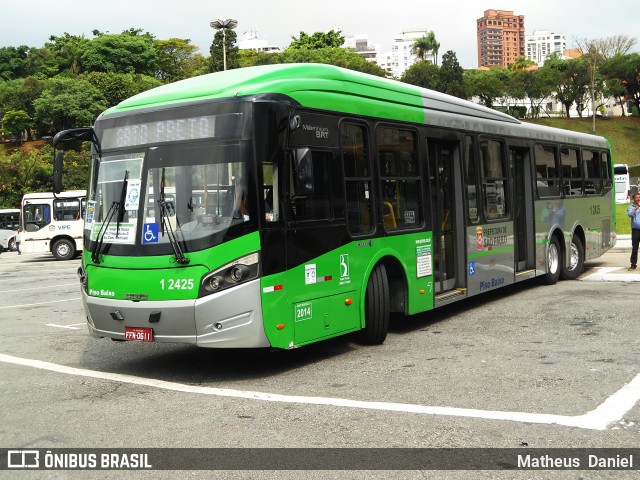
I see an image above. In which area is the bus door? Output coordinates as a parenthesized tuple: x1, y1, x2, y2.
(428, 139, 465, 298)
(511, 146, 535, 275)
(284, 146, 360, 346)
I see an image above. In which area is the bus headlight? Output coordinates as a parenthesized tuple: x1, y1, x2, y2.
(207, 275, 224, 291)
(230, 264, 250, 282)
(199, 252, 260, 297)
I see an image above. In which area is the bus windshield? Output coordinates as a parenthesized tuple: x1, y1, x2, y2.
(86, 141, 256, 255)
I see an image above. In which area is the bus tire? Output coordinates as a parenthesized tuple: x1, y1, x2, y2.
(561, 235, 584, 280)
(541, 235, 562, 285)
(358, 263, 390, 345)
(52, 239, 75, 261)
(8, 237, 16, 251)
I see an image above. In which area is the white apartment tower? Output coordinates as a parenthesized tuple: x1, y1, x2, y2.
(384, 29, 433, 78)
(526, 30, 566, 66)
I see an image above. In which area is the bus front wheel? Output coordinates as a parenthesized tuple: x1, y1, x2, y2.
(541, 236, 562, 285)
(52, 239, 75, 261)
(358, 263, 390, 345)
(561, 235, 584, 280)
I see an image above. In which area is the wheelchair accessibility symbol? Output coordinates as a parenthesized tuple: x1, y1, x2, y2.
(143, 223, 159, 243)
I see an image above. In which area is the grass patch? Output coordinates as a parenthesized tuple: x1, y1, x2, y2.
(616, 202, 632, 235)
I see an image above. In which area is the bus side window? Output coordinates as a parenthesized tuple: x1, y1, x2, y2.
(479, 139, 509, 220)
(288, 149, 331, 222)
(54, 199, 81, 221)
(341, 122, 373, 235)
(463, 135, 479, 223)
(560, 147, 582, 196)
(583, 150, 602, 195)
(376, 127, 422, 231)
(24, 204, 51, 231)
(534, 144, 561, 198)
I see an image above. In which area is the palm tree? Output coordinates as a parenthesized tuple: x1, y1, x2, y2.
(411, 37, 432, 62)
(425, 31, 440, 65)
(411, 30, 440, 65)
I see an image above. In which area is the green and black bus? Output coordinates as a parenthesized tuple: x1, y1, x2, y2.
(53, 63, 614, 349)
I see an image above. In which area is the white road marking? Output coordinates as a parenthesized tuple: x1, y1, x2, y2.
(0, 353, 638, 431)
(46, 323, 85, 330)
(0, 298, 82, 309)
(581, 267, 640, 282)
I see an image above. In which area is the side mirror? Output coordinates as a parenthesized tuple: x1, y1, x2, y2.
(53, 149, 64, 194)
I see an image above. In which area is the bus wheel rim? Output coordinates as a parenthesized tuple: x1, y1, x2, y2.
(569, 242, 579, 270)
(549, 243, 559, 273)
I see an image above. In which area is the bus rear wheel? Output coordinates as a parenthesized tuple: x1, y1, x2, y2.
(52, 239, 75, 261)
(561, 235, 584, 280)
(541, 236, 562, 285)
(358, 263, 390, 345)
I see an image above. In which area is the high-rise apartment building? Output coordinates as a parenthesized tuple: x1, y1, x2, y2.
(477, 9, 525, 68)
(525, 30, 566, 66)
(381, 29, 433, 78)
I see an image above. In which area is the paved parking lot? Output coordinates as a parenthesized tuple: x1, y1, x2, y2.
(0, 249, 639, 477)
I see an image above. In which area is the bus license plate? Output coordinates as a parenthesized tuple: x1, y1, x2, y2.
(124, 327, 153, 342)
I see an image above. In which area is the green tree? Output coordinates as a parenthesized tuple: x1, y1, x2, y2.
(411, 31, 440, 65)
(0, 77, 47, 115)
(33, 77, 107, 134)
(154, 38, 201, 82)
(544, 54, 590, 118)
(277, 47, 387, 76)
(83, 71, 162, 107)
(401, 62, 440, 90)
(438, 50, 465, 98)
(411, 37, 432, 62)
(515, 68, 556, 118)
(600, 53, 640, 116)
(289, 30, 345, 49)
(238, 49, 279, 68)
(81, 32, 158, 75)
(25, 46, 59, 78)
(508, 56, 536, 72)
(0, 46, 31, 80)
(464, 68, 509, 109)
(0, 145, 54, 205)
(1, 110, 31, 140)
(0, 76, 47, 139)
(45, 33, 90, 74)
(210, 29, 239, 72)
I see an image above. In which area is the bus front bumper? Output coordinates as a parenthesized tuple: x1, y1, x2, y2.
(83, 279, 270, 348)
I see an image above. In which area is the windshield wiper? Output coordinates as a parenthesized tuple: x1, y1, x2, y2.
(91, 170, 128, 264)
(158, 168, 189, 265)
(91, 201, 118, 264)
(159, 199, 189, 265)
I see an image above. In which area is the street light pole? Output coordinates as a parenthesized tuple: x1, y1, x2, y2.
(210, 18, 238, 71)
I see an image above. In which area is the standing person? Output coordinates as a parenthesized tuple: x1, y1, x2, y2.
(15, 226, 23, 255)
(627, 193, 640, 270)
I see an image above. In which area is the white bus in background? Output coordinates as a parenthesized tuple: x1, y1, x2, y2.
(21, 190, 86, 260)
(614, 164, 640, 204)
(0, 208, 20, 252)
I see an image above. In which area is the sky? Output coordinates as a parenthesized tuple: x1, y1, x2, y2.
(1, 0, 639, 69)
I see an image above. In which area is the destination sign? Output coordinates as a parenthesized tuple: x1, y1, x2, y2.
(101, 113, 243, 149)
